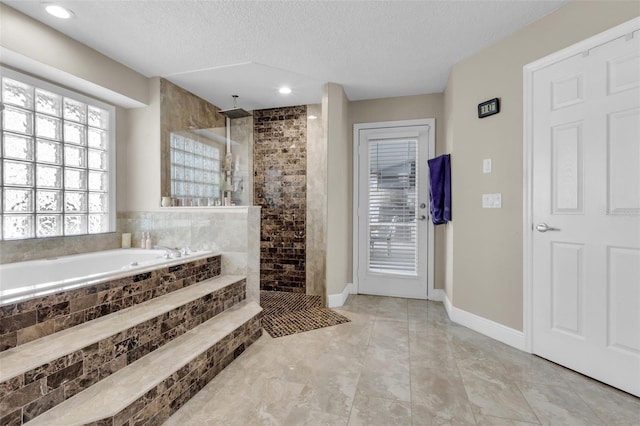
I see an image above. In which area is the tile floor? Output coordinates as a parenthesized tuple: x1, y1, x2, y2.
(166, 295, 640, 425)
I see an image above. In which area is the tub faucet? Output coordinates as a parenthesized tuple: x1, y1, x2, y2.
(154, 245, 182, 258)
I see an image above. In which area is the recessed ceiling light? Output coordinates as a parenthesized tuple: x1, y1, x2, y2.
(308, 115, 318, 120)
(279, 87, 292, 95)
(43, 3, 75, 19)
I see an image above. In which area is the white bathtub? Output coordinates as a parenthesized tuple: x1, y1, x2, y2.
(0, 248, 217, 305)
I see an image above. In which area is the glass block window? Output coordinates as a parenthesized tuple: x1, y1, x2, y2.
(170, 133, 221, 199)
(0, 68, 115, 240)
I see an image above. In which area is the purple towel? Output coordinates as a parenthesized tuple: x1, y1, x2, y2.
(427, 154, 451, 225)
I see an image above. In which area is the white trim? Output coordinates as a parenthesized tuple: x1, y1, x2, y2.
(429, 288, 445, 302)
(352, 118, 436, 300)
(522, 16, 640, 354)
(327, 283, 354, 308)
(443, 293, 526, 351)
(443, 291, 453, 313)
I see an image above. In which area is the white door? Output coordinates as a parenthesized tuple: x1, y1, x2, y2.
(355, 120, 434, 299)
(531, 29, 640, 396)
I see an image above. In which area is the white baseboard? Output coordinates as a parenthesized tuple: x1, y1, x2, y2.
(442, 293, 525, 351)
(327, 283, 354, 308)
(429, 288, 445, 302)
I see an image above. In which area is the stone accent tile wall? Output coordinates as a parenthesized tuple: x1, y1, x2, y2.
(0, 256, 221, 352)
(0, 279, 245, 425)
(253, 106, 307, 293)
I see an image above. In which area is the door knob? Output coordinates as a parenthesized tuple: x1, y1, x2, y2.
(536, 223, 559, 232)
(419, 215, 427, 221)
(420, 203, 427, 209)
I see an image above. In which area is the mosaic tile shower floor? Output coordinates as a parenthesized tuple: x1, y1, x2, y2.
(260, 291, 350, 338)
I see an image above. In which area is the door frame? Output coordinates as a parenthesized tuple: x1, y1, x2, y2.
(522, 17, 640, 353)
(352, 119, 436, 299)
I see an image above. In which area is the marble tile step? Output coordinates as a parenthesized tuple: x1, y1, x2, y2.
(24, 301, 262, 426)
(0, 274, 245, 385)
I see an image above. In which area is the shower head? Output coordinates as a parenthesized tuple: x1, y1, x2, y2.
(219, 95, 252, 119)
(219, 108, 252, 119)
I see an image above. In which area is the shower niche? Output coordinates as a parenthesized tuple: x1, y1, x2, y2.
(160, 79, 253, 206)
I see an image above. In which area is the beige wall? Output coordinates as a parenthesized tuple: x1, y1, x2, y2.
(0, 5, 151, 261)
(124, 78, 161, 211)
(325, 83, 352, 296)
(350, 94, 446, 290)
(0, 4, 151, 214)
(0, 4, 148, 107)
(446, 1, 639, 331)
(443, 78, 455, 301)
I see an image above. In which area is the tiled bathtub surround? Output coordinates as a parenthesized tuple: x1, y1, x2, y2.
(117, 207, 260, 304)
(254, 106, 307, 293)
(0, 256, 221, 352)
(0, 233, 121, 265)
(0, 278, 244, 425)
(90, 316, 261, 426)
(25, 311, 262, 426)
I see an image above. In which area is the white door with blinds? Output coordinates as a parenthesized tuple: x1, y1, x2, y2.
(355, 120, 434, 299)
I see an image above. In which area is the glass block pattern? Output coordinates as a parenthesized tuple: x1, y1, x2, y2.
(170, 133, 220, 199)
(1, 72, 113, 240)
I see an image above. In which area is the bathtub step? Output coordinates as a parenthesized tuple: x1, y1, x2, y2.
(24, 300, 262, 426)
(0, 275, 246, 425)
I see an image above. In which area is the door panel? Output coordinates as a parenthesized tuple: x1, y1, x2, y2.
(551, 122, 583, 213)
(608, 107, 640, 214)
(356, 123, 432, 299)
(532, 30, 640, 396)
(607, 246, 640, 355)
(550, 242, 584, 337)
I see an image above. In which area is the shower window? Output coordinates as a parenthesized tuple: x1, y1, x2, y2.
(170, 133, 221, 200)
(0, 68, 115, 240)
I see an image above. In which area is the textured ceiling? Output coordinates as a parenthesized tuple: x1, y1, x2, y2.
(3, 0, 566, 111)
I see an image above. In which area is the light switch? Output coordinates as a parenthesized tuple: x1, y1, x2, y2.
(483, 159, 492, 174)
(493, 193, 502, 208)
(482, 193, 502, 208)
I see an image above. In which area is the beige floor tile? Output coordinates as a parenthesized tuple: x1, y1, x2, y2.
(495, 351, 572, 387)
(411, 365, 476, 425)
(284, 407, 349, 426)
(293, 381, 357, 419)
(341, 295, 382, 316)
(409, 323, 456, 370)
(369, 318, 409, 353)
(457, 357, 539, 423)
(409, 341, 457, 372)
(358, 347, 411, 401)
(474, 414, 541, 425)
(562, 370, 640, 425)
(348, 393, 412, 426)
(407, 300, 449, 324)
(167, 295, 634, 426)
(516, 381, 603, 425)
(376, 297, 409, 321)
